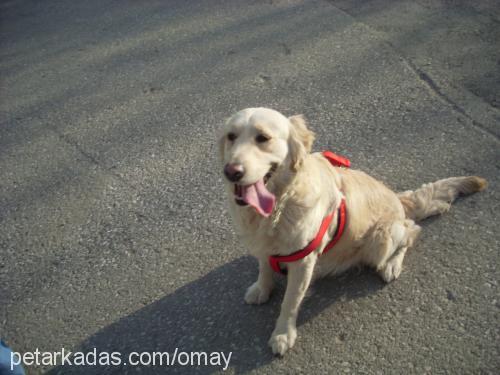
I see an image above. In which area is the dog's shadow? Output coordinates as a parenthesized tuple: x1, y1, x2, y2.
(48, 256, 384, 374)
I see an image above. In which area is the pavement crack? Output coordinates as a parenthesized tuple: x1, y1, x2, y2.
(48, 126, 135, 187)
(280, 42, 292, 55)
(395, 52, 500, 142)
(324, 0, 500, 142)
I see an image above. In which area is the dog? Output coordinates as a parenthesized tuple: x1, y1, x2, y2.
(218, 107, 487, 355)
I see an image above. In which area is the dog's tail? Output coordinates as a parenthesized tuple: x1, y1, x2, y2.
(398, 176, 487, 222)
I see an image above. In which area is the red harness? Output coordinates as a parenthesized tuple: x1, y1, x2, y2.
(268, 151, 350, 275)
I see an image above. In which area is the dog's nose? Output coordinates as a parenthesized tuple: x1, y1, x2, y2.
(224, 163, 245, 182)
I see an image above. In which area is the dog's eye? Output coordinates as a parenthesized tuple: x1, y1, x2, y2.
(256, 134, 270, 143)
(227, 132, 237, 141)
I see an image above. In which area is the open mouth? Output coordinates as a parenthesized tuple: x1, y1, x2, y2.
(234, 185, 249, 206)
(233, 164, 277, 216)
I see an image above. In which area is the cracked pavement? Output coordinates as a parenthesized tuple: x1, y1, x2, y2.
(1, 0, 499, 374)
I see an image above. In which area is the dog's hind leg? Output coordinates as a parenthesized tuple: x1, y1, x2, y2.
(362, 219, 421, 283)
(376, 219, 421, 282)
(379, 245, 408, 283)
(245, 257, 275, 305)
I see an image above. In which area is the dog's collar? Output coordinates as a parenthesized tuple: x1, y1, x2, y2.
(268, 151, 350, 275)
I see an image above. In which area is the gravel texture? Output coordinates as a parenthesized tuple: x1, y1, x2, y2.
(1, 0, 498, 374)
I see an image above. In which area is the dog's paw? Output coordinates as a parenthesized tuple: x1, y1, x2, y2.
(244, 282, 271, 305)
(380, 258, 403, 283)
(268, 326, 297, 356)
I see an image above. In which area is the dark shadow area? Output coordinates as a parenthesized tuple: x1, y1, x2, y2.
(47, 256, 385, 374)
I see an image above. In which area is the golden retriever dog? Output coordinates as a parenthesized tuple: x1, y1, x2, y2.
(218, 107, 487, 355)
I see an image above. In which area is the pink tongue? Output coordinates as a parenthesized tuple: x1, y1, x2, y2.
(240, 180, 275, 217)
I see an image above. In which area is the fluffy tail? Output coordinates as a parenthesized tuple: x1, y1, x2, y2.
(398, 176, 487, 222)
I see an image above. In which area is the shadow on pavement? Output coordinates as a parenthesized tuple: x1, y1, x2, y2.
(47, 256, 385, 374)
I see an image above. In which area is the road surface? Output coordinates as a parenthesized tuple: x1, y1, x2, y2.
(1, 0, 499, 373)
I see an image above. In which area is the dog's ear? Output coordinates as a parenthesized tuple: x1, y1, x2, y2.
(218, 117, 232, 162)
(288, 115, 315, 171)
(218, 132, 226, 162)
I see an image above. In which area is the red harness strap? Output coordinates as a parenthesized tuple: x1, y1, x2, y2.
(268, 151, 350, 275)
(322, 150, 351, 169)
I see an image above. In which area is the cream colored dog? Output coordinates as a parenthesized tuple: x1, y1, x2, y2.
(219, 107, 487, 356)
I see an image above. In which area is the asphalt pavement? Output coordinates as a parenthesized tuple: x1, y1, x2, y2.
(1, 0, 499, 374)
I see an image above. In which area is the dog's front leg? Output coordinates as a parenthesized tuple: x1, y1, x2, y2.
(245, 257, 275, 305)
(269, 254, 317, 355)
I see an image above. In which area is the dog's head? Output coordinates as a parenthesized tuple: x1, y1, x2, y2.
(219, 107, 315, 217)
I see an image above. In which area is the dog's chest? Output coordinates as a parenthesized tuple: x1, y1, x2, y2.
(230, 203, 324, 258)
(232, 209, 279, 256)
